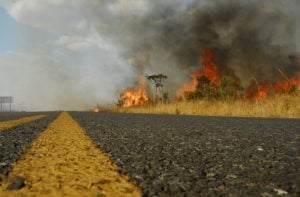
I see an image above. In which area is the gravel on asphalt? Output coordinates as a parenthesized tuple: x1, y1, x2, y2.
(70, 112, 300, 197)
(0, 112, 60, 178)
(0, 115, 46, 132)
(0, 112, 141, 197)
(0, 112, 47, 122)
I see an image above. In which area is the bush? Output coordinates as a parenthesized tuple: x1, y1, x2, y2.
(184, 77, 243, 101)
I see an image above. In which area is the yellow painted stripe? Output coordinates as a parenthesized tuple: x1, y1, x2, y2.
(0, 112, 142, 197)
(0, 115, 47, 132)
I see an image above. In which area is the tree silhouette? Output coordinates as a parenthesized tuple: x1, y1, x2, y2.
(146, 74, 167, 101)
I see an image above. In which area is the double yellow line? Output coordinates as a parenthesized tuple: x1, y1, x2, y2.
(0, 115, 46, 132)
(0, 112, 142, 196)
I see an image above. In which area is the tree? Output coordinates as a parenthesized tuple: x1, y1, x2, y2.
(146, 74, 167, 101)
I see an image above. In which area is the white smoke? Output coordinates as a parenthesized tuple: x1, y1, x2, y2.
(0, 0, 137, 111)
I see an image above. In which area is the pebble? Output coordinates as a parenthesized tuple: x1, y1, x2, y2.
(226, 174, 238, 179)
(206, 173, 215, 178)
(0, 163, 7, 166)
(257, 146, 264, 151)
(273, 188, 288, 195)
(6, 176, 26, 190)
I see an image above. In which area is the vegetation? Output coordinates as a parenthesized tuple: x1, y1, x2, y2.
(113, 94, 300, 118)
(146, 74, 168, 101)
(116, 98, 125, 108)
(114, 74, 299, 118)
(184, 77, 243, 101)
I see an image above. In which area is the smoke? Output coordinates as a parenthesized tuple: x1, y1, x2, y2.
(1, 0, 299, 110)
(0, 1, 135, 111)
(99, 0, 300, 91)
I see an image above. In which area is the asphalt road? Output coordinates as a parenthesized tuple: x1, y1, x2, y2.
(70, 112, 300, 196)
(0, 112, 59, 177)
(0, 112, 46, 121)
(0, 112, 299, 196)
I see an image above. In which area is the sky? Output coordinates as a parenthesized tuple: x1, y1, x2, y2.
(0, 0, 299, 111)
(0, 0, 137, 111)
(0, 6, 17, 52)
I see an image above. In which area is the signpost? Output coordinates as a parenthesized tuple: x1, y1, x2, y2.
(0, 96, 13, 112)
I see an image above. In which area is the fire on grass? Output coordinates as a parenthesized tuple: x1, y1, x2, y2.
(245, 71, 300, 99)
(120, 76, 150, 108)
(177, 49, 300, 101)
(92, 76, 150, 111)
(92, 105, 101, 112)
(92, 48, 299, 111)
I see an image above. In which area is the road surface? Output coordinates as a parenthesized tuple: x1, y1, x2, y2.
(0, 111, 299, 196)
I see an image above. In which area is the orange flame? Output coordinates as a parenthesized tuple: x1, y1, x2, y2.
(246, 71, 300, 99)
(92, 107, 101, 112)
(121, 76, 150, 108)
(176, 48, 299, 100)
(274, 71, 300, 92)
(177, 48, 221, 97)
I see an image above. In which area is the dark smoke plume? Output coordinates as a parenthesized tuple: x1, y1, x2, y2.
(95, 0, 300, 95)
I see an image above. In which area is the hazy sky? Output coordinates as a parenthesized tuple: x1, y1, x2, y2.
(0, 0, 299, 111)
(0, 0, 139, 111)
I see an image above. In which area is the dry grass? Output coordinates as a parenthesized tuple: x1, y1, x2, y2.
(113, 95, 300, 118)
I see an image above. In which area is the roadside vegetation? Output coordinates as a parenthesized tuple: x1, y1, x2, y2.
(112, 94, 300, 118)
(110, 71, 300, 118)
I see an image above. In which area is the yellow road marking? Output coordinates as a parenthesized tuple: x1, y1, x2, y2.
(0, 115, 47, 132)
(0, 112, 142, 197)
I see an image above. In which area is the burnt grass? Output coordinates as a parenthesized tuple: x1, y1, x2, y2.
(70, 112, 300, 197)
(0, 112, 60, 178)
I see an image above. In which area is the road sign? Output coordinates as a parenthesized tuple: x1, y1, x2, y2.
(0, 96, 13, 104)
(0, 96, 13, 111)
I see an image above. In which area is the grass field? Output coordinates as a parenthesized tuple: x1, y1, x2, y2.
(113, 94, 300, 118)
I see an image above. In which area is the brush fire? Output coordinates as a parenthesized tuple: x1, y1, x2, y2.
(245, 71, 300, 100)
(119, 76, 150, 108)
(91, 1, 300, 110)
(177, 48, 221, 98)
(116, 49, 299, 109)
(92, 105, 101, 113)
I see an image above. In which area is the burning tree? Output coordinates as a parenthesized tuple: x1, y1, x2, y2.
(146, 74, 168, 102)
(176, 48, 245, 101)
(177, 49, 221, 98)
